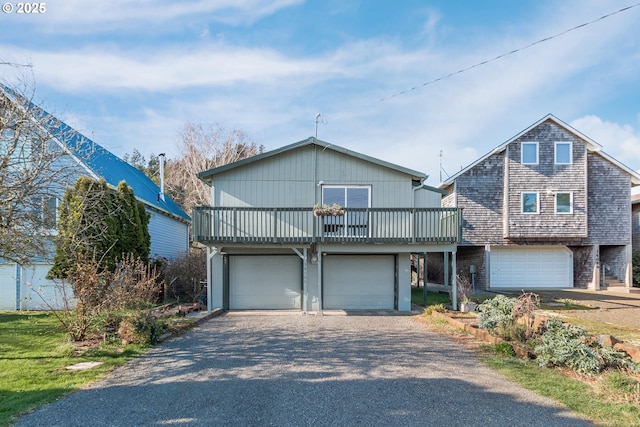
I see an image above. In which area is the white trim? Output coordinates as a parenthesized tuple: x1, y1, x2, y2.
(555, 192, 573, 214)
(555, 141, 572, 165)
(522, 192, 539, 214)
(521, 141, 539, 165)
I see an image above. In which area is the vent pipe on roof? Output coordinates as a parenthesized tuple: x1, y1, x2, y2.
(158, 153, 166, 202)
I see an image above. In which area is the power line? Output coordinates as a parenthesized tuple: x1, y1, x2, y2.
(368, 2, 640, 106)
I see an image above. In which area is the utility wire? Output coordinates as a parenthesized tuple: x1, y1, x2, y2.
(368, 2, 640, 106)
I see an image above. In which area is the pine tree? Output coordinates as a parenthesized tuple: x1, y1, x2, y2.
(49, 177, 150, 279)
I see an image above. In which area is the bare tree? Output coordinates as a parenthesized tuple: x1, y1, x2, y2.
(164, 123, 263, 213)
(0, 80, 80, 264)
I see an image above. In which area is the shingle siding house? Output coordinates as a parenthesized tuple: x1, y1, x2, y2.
(633, 194, 640, 253)
(192, 138, 462, 312)
(0, 85, 190, 310)
(438, 114, 640, 291)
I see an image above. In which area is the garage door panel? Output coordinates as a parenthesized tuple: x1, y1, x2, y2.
(324, 255, 394, 310)
(490, 246, 572, 289)
(0, 265, 17, 310)
(230, 256, 301, 310)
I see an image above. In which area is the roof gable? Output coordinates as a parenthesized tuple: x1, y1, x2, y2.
(1, 84, 190, 222)
(198, 137, 428, 183)
(441, 114, 640, 186)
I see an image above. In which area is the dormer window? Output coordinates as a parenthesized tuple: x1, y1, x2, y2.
(555, 142, 572, 164)
(521, 142, 538, 165)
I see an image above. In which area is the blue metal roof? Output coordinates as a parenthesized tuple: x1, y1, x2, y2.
(1, 84, 190, 222)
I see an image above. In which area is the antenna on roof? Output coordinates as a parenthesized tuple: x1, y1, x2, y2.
(315, 113, 321, 139)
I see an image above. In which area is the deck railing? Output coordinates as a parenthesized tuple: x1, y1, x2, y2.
(192, 206, 462, 244)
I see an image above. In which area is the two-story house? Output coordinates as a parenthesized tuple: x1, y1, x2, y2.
(192, 138, 462, 312)
(0, 84, 190, 310)
(438, 114, 640, 291)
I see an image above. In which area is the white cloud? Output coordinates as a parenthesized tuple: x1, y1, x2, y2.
(570, 115, 640, 170)
(32, 0, 304, 32)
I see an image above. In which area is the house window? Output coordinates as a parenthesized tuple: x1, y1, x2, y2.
(522, 192, 539, 214)
(555, 142, 572, 164)
(32, 195, 59, 229)
(521, 142, 538, 165)
(322, 186, 370, 237)
(555, 192, 573, 214)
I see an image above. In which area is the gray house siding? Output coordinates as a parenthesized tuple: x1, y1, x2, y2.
(633, 202, 640, 252)
(586, 154, 632, 245)
(445, 153, 505, 246)
(505, 122, 588, 240)
(211, 145, 424, 209)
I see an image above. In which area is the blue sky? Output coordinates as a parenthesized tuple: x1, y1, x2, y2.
(1, 0, 639, 185)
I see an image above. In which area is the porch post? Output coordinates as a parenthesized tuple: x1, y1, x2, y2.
(422, 253, 428, 304)
(317, 246, 323, 314)
(444, 252, 450, 289)
(206, 247, 218, 312)
(451, 250, 458, 311)
(292, 248, 308, 313)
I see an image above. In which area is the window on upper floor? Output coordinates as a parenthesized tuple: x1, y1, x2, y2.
(555, 192, 573, 214)
(522, 192, 539, 214)
(322, 185, 371, 237)
(555, 142, 572, 164)
(32, 195, 59, 230)
(521, 142, 538, 165)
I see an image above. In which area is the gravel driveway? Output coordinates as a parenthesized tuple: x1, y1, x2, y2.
(16, 312, 592, 427)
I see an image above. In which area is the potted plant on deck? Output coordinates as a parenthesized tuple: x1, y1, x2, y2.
(313, 203, 345, 217)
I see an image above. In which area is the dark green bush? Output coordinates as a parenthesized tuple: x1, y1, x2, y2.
(117, 311, 165, 345)
(633, 251, 640, 286)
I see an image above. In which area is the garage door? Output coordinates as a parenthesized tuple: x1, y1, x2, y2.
(490, 246, 573, 289)
(229, 256, 301, 310)
(21, 264, 69, 310)
(323, 255, 395, 309)
(0, 264, 17, 310)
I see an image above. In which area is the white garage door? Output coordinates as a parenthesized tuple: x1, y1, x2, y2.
(21, 264, 69, 311)
(0, 264, 17, 310)
(323, 255, 395, 309)
(229, 255, 301, 310)
(490, 246, 573, 289)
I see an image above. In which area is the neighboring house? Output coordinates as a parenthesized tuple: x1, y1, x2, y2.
(0, 85, 190, 310)
(192, 137, 462, 312)
(633, 193, 640, 253)
(438, 114, 640, 291)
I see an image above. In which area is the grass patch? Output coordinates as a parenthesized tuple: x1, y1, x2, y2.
(0, 311, 152, 427)
(481, 347, 640, 426)
(411, 287, 450, 307)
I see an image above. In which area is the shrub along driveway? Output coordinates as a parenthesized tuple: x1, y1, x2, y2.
(15, 312, 592, 427)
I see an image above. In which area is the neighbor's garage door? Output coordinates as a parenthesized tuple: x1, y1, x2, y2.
(490, 246, 573, 289)
(229, 255, 301, 310)
(0, 264, 17, 310)
(21, 264, 68, 310)
(323, 255, 395, 309)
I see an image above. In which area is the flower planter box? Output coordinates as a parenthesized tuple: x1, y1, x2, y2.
(313, 209, 345, 217)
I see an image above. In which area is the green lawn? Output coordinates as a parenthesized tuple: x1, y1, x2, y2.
(0, 311, 149, 426)
(481, 351, 640, 427)
(411, 286, 451, 307)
